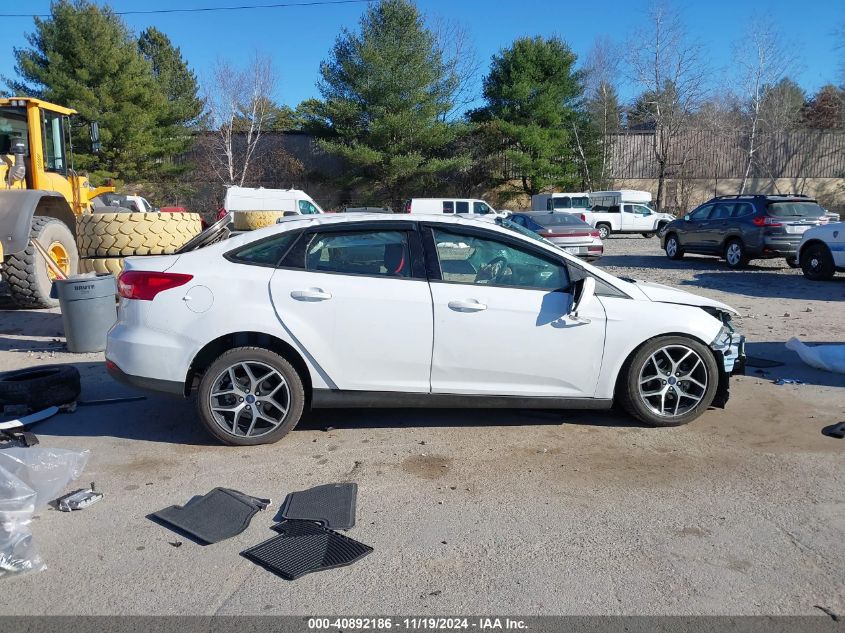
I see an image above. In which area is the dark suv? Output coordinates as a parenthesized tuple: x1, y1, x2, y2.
(660, 194, 828, 269)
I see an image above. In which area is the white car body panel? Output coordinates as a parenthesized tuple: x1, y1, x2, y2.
(106, 213, 738, 407)
(797, 222, 845, 268)
(224, 186, 323, 214)
(429, 282, 606, 397)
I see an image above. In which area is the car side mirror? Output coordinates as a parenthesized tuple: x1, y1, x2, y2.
(569, 277, 595, 323)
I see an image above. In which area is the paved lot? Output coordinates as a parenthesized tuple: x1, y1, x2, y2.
(0, 236, 843, 616)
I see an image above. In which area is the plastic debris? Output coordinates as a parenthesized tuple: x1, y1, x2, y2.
(774, 378, 804, 385)
(786, 338, 845, 374)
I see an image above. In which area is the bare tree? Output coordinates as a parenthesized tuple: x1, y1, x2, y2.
(732, 19, 795, 193)
(203, 53, 275, 186)
(629, 1, 708, 211)
(584, 37, 623, 188)
(429, 15, 481, 121)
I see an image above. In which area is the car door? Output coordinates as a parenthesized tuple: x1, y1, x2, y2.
(424, 224, 607, 397)
(269, 223, 433, 392)
(698, 202, 735, 252)
(624, 204, 656, 231)
(830, 225, 845, 267)
(680, 205, 714, 251)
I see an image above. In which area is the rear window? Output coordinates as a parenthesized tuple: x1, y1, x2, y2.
(767, 202, 825, 218)
(532, 213, 588, 227)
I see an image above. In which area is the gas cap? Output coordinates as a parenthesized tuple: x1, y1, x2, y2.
(182, 285, 213, 313)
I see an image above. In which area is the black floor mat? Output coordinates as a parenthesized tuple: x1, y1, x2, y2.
(152, 488, 270, 544)
(745, 356, 785, 368)
(242, 520, 372, 580)
(279, 483, 357, 529)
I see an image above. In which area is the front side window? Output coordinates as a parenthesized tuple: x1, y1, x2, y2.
(473, 201, 492, 215)
(455, 201, 469, 214)
(432, 228, 569, 291)
(228, 231, 300, 267)
(0, 108, 29, 155)
(298, 200, 320, 215)
(632, 204, 652, 215)
(296, 230, 411, 277)
(689, 205, 712, 221)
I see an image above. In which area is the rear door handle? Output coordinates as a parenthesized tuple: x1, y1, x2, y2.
(448, 299, 487, 312)
(291, 288, 332, 301)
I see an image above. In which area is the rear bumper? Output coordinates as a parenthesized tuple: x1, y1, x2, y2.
(106, 360, 184, 396)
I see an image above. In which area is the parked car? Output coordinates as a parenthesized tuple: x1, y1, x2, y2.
(224, 186, 323, 215)
(796, 222, 845, 281)
(531, 192, 591, 213)
(661, 194, 829, 269)
(403, 198, 498, 216)
(507, 212, 603, 260)
(107, 213, 745, 446)
(588, 190, 675, 239)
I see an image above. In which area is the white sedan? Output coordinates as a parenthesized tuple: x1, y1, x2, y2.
(106, 214, 745, 446)
(797, 222, 845, 281)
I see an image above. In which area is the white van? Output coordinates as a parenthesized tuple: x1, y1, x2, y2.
(531, 192, 591, 213)
(588, 190, 675, 239)
(224, 186, 323, 215)
(404, 198, 498, 216)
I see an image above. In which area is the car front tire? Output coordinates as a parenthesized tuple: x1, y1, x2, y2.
(800, 243, 835, 281)
(664, 234, 684, 260)
(196, 346, 305, 446)
(619, 336, 719, 427)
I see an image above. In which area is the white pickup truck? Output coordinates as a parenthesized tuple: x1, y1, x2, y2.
(588, 190, 676, 239)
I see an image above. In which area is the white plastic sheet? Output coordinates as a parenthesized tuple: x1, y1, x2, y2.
(0, 447, 89, 579)
(786, 338, 845, 375)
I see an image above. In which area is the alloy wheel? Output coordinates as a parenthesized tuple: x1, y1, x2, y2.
(208, 361, 290, 438)
(726, 242, 743, 267)
(666, 237, 678, 257)
(637, 345, 708, 418)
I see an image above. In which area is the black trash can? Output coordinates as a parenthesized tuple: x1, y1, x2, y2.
(53, 274, 118, 353)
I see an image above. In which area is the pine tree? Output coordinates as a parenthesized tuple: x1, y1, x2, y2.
(312, 0, 468, 207)
(472, 36, 588, 197)
(7, 0, 168, 182)
(138, 27, 204, 176)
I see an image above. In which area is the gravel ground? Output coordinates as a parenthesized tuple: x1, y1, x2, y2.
(0, 235, 842, 617)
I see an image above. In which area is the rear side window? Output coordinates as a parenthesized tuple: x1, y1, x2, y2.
(732, 203, 754, 218)
(443, 201, 454, 214)
(455, 201, 469, 214)
(767, 201, 825, 218)
(709, 203, 733, 220)
(287, 230, 412, 278)
(553, 197, 572, 209)
(227, 231, 300, 267)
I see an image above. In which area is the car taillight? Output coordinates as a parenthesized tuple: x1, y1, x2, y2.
(590, 230, 600, 238)
(579, 214, 586, 222)
(118, 271, 193, 301)
(752, 216, 783, 227)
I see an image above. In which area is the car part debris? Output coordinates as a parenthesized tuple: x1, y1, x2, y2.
(0, 464, 45, 579)
(279, 483, 358, 530)
(0, 406, 60, 432)
(175, 212, 232, 254)
(0, 365, 81, 412)
(56, 483, 103, 511)
(243, 520, 372, 580)
(822, 422, 845, 439)
(0, 447, 90, 511)
(152, 488, 270, 544)
(0, 430, 38, 447)
(786, 338, 845, 374)
(774, 378, 804, 385)
(77, 396, 146, 407)
(745, 356, 785, 369)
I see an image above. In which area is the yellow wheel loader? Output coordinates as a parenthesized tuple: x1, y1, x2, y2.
(0, 97, 115, 308)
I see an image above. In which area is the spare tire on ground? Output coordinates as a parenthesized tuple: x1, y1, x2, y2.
(0, 365, 81, 411)
(77, 212, 202, 258)
(233, 211, 285, 231)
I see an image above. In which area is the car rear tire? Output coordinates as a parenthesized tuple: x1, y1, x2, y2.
(196, 347, 305, 446)
(619, 336, 719, 427)
(664, 234, 684, 260)
(596, 224, 611, 240)
(724, 239, 749, 269)
(800, 243, 835, 281)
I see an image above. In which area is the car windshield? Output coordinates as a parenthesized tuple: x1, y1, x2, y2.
(495, 217, 556, 247)
(767, 201, 825, 218)
(531, 213, 589, 227)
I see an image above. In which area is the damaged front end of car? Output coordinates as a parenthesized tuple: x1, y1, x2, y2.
(704, 307, 746, 408)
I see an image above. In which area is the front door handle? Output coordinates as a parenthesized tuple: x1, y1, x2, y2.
(291, 288, 332, 301)
(448, 299, 487, 312)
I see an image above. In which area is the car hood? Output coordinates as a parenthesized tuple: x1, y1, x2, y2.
(622, 279, 738, 315)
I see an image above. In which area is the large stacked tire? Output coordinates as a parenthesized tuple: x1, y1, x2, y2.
(5, 216, 78, 309)
(233, 211, 285, 231)
(76, 212, 202, 276)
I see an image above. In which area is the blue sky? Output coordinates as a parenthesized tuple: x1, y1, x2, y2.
(1, 0, 842, 111)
